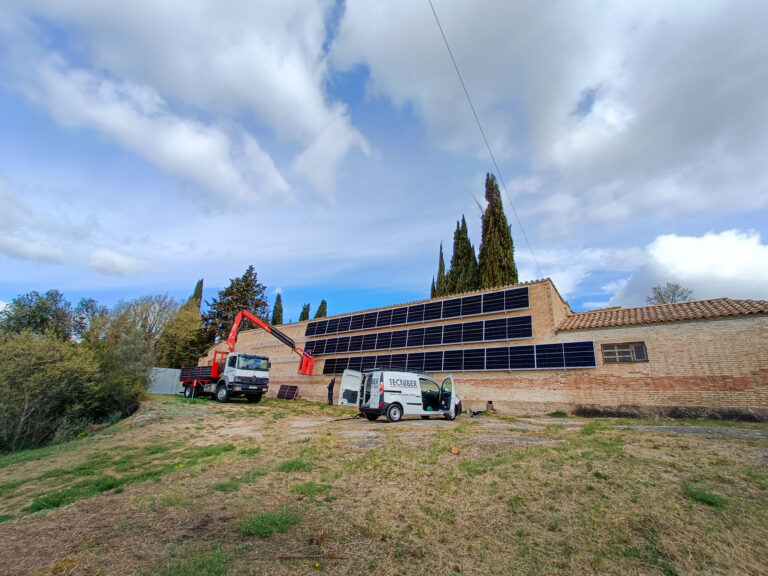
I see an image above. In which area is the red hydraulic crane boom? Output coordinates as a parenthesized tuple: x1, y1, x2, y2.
(226, 310, 314, 375)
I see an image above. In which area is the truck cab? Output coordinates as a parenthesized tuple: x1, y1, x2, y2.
(214, 352, 270, 403)
(338, 369, 461, 423)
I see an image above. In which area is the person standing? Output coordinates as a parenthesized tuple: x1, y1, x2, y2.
(327, 377, 335, 406)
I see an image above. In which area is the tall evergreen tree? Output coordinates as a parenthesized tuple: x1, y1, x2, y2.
(271, 293, 283, 325)
(478, 174, 518, 288)
(314, 300, 328, 319)
(203, 265, 269, 342)
(191, 278, 203, 306)
(156, 280, 208, 368)
(430, 277, 436, 298)
(447, 215, 479, 294)
(435, 243, 448, 296)
(299, 303, 311, 321)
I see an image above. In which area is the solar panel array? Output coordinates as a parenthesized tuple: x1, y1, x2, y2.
(305, 287, 529, 337)
(306, 316, 532, 356)
(321, 341, 596, 374)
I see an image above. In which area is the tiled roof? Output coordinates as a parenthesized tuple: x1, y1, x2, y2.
(557, 298, 768, 331)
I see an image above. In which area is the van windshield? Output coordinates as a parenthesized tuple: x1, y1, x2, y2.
(237, 355, 269, 371)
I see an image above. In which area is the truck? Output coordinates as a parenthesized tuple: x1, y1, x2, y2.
(337, 368, 462, 422)
(180, 310, 314, 403)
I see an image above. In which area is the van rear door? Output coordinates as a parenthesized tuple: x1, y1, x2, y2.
(338, 370, 363, 406)
(440, 375, 456, 412)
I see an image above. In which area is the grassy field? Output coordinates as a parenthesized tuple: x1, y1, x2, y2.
(0, 395, 766, 575)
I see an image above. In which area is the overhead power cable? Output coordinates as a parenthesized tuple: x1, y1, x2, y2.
(427, 0, 544, 279)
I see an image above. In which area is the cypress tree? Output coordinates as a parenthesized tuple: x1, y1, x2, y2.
(314, 300, 328, 319)
(478, 174, 518, 288)
(447, 215, 479, 293)
(299, 303, 311, 321)
(271, 293, 283, 325)
(430, 278, 436, 298)
(190, 278, 203, 307)
(435, 243, 448, 296)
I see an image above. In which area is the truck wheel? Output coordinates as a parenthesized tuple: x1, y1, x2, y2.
(365, 413, 379, 421)
(247, 393, 262, 404)
(386, 404, 403, 423)
(215, 384, 229, 403)
(184, 386, 194, 399)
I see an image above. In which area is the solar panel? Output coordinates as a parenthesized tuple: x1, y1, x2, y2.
(461, 295, 482, 316)
(326, 318, 339, 334)
(424, 301, 442, 321)
(362, 334, 377, 351)
(361, 356, 376, 371)
(485, 346, 509, 370)
(390, 330, 408, 348)
(305, 322, 317, 336)
(315, 319, 328, 335)
(424, 325, 443, 346)
(374, 354, 391, 369)
(563, 341, 596, 368)
(462, 321, 484, 343)
(407, 327, 425, 347)
(424, 351, 443, 372)
(348, 335, 363, 352)
(335, 336, 350, 354)
(509, 345, 536, 369)
(442, 298, 461, 318)
(304, 340, 316, 355)
(322, 359, 336, 375)
(407, 352, 425, 372)
(363, 312, 378, 329)
(312, 340, 326, 355)
(442, 323, 462, 344)
(377, 309, 393, 327)
(324, 338, 338, 354)
(407, 304, 425, 323)
(463, 348, 485, 370)
(505, 287, 529, 310)
(349, 314, 364, 331)
(484, 318, 507, 341)
(390, 353, 408, 370)
(482, 291, 505, 313)
(387, 307, 404, 325)
(334, 357, 349, 372)
(536, 343, 564, 369)
(443, 350, 463, 371)
(336, 316, 351, 333)
(375, 332, 392, 350)
(507, 316, 533, 339)
(347, 356, 362, 371)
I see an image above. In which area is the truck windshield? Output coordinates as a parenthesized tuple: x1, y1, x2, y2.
(237, 355, 269, 371)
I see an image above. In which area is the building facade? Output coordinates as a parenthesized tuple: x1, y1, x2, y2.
(199, 279, 768, 418)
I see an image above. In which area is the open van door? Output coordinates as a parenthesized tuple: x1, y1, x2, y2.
(338, 369, 363, 407)
(440, 375, 457, 419)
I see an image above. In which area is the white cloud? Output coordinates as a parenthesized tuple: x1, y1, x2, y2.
(90, 249, 149, 276)
(611, 230, 768, 306)
(0, 236, 63, 263)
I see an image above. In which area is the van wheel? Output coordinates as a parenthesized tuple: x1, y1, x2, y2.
(365, 413, 379, 421)
(444, 408, 456, 421)
(386, 404, 403, 423)
(216, 384, 229, 403)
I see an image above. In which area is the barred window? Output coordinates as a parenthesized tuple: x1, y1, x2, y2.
(602, 342, 648, 363)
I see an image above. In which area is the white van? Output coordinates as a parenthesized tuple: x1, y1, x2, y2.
(338, 369, 462, 423)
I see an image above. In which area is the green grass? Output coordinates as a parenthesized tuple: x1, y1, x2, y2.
(549, 410, 568, 418)
(238, 446, 261, 456)
(291, 481, 330, 498)
(163, 545, 230, 576)
(212, 470, 267, 492)
(237, 507, 300, 537)
(681, 483, 728, 508)
(278, 458, 313, 472)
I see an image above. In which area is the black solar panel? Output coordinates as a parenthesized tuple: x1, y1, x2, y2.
(463, 348, 485, 370)
(424, 325, 443, 346)
(407, 352, 425, 372)
(375, 332, 392, 350)
(334, 357, 348, 372)
(507, 316, 533, 339)
(377, 309, 393, 327)
(536, 343, 564, 369)
(315, 319, 328, 335)
(407, 327, 425, 347)
(361, 356, 376, 371)
(324, 338, 338, 354)
(389, 354, 408, 370)
(304, 340, 316, 355)
(462, 321, 484, 343)
(337, 316, 351, 333)
(363, 312, 378, 329)
(424, 351, 443, 372)
(349, 314, 364, 331)
(335, 336, 350, 354)
(362, 334, 377, 351)
(390, 307, 408, 325)
(442, 323, 462, 344)
(407, 304, 425, 323)
(347, 356, 362, 371)
(505, 287, 529, 310)
(443, 350, 463, 371)
(563, 341, 596, 368)
(461, 295, 482, 316)
(390, 330, 408, 348)
(482, 291, 504, 313)
(312, 340, 326, 355)
(305, 322, 317, 336)
(442, 298, 461, 318)
(484, 318, 506, 341)
(424, 301, 442, 321)
(374, 355, 391, 369)
(485, 346, 509, 370)
(326, 318, 339, 334)
(509, 345, 536, 370)
(322, 359, 336, 375)
(348, 335, 363, 352)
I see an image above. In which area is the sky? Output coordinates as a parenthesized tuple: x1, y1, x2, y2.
(1, 0, 767, 322)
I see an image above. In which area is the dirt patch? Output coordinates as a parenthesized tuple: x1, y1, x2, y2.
(526, 417, 586, 426)
(471, 435, 554, 446)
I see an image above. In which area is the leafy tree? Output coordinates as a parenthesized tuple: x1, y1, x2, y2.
(647, 282, 695, 305)
(0, 290, 74, 340)
(271, 293, 283, 325)
(435, 243, 448, 297)
(314, 300, 328, 319)
(203, 266, 269, 342)
(73, 298, 107, 341)
(156, 280, 208, 369)
(299, 303, 311, 322)
(478, 173, 518, 288)
(446, 215, 479, 294)
(105, 294, 178, 349)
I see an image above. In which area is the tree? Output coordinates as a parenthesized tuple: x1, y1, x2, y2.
(271, 293, 283, 325)
(156, 280, 208, 369)
(314, 300, 328, 318)
(646, 282, 694, 305)
(430, 277, 436, 298)
(299, 303, 311, 322)
(73, 298, 107, 341)
(478, 173, 518, 289)
(0, 290, 74, 340)
(446, 215, 479, 294)
(435, 243, 448, 297)
(203, 266, 269, 342)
